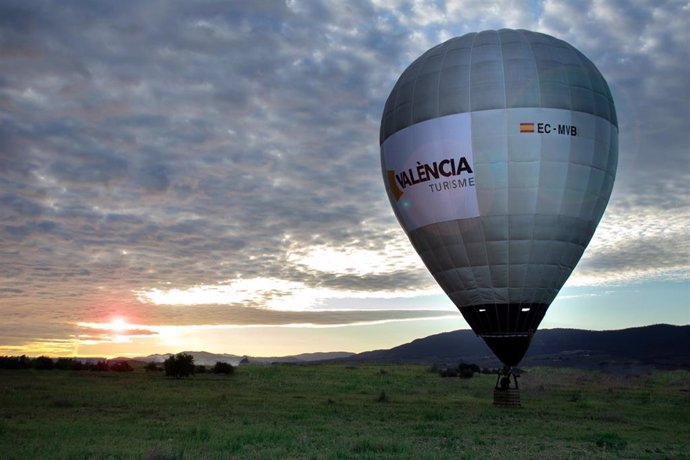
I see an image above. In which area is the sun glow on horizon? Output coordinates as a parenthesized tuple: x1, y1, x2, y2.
(70, 315, 467, 357)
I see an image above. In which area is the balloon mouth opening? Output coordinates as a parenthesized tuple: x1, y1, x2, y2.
(482, 335, 533, 367)
(459, 303, 549, 366)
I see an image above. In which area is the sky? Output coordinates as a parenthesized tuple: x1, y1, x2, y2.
(1, 0, 688, 358)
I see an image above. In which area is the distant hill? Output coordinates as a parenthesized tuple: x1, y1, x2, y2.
(132, 325, 689, 372)
(137, 351, 355, 366)
(524, 324, 690, 370)
(263, 351, 355, 363)
(338, 324, 690, 371)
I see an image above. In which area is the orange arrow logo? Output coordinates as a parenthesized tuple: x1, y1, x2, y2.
(387, 170, 403, 201)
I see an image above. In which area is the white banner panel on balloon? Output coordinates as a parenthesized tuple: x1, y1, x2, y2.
(381, 113, 479, 231)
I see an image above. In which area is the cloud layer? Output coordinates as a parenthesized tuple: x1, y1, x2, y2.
(1, 0, 688, 353)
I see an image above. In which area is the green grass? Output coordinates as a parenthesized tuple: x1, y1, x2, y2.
(1, 364, 688, 459)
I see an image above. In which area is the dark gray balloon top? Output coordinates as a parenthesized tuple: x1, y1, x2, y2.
(380, 29, 617, 144)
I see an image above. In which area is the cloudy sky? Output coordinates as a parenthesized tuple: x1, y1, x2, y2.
(1, 0, 688, 358)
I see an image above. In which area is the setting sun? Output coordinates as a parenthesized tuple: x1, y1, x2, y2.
(108, 318, 129, 333)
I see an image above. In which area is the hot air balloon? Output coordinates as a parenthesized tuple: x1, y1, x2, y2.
(380, 29, 617, 401)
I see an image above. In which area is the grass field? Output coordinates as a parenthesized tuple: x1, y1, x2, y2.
(1, 364, 689, 459)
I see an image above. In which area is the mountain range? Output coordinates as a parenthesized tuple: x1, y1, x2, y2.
(136, 324, 690, 372)
(138, 350, 354, 366)
(339, 324, 690, 372)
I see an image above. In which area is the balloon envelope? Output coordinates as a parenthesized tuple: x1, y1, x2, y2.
(380, 29, 617, 366)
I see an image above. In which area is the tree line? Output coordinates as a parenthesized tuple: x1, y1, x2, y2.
(0, 355, 133, 372)
(0, 353, 234, 378)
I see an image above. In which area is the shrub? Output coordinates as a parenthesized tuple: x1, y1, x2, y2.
(212, 361, 234, 375)
(90, 360, 110, 372)
(439, 368, 458, 378)
(33, 356, 55, 370)
(55, 358, 81, 371)
(144, 362, 162, 372)
(111, 360, 134, 372)
(458, 362, 480, 379)
(195, 365, 207, 374)
(164, 353, 195, 379)
(458, 367, 474, 378)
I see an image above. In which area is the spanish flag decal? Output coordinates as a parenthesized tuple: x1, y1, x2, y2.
(520, 122, 534, 133)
